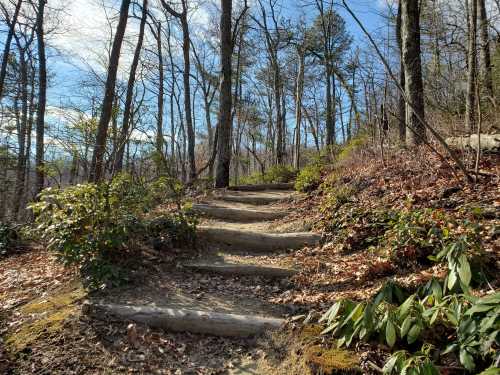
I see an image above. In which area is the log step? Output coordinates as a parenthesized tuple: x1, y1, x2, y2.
(228, 183, 295, 191)
(198, 226, 321, 252)
(192, 203, 289, 222)
(218, 192, 294, 205)
(183, 261, 298, 278)
(83, 303, 285, 338)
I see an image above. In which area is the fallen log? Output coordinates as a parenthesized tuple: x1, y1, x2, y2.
(198, 226, 321, 252)
(227, 183, 295, 191)
(183, 261, 298, 278)
(83, 303, 285, 338)
(192, 203, 289, 222)
(445, 134, 499, 152)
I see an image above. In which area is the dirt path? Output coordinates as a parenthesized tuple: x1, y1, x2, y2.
(85, 185, 321, 372)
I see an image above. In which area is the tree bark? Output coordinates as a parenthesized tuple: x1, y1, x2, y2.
(401, 0, 426, 146)
(89, 0, 131, 182)
(465, 0, 478, 133)
(215, 0, 233, 188)
(156, 21, 165, 157)
(477, 0, 493, 101)
(0, 0, 22, 99)
(396, 0, 406, 145)
(12, 45, 29, 217)
(294, 49, 305, 170)
(34, 0, 47, 195)
(114, 0, 148, 174)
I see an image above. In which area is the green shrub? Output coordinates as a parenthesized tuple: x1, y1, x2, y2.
(263, 165, 297, 183)
(0, 222, 19, 256)
(30, 180, 145, 288)
(146, 206, 198, 250)
(319, 280, 499, 373)
(295, 164, 323, 192)
(238, 165, 297, 186)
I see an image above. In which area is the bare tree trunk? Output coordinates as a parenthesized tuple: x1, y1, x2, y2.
(155, 21, 165, 158)
(35, 0, 47, 194)
(0, 0, 22, 99)
(465, 0, 478, 133)
(90, 0, 131, 182)
(401, 0, 426, 146)
(215, 0, 233, 187)
(477, 0, 493, 101)
(160, 0, 196, 181)
(13, 46, 29, 217)
(396, 0, 406, 145)
(325, 64, 335, 146)
(294, 49, 305, 170)
(114, 0, 148, 174)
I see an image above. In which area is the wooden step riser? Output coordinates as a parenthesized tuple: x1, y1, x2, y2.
(193, 204, 288, 222)
(84, 303, 285, 338)
(218, 196, 289, 205)
(227, 183, 294, 191)
(184, 263, 297, 278)
(198, 227, 321, 252)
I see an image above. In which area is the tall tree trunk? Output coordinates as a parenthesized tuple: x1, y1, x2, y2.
(156, 21, 165, 158)
(477, 0, 493, 101)
(180, 11, 196, 182)
(465, 0, 478, 133)
(294, 49, 305, 170)
(35, 0, 47, 195)
(325, 64, 335, 146)
(273, 58, 284, 165)
(114, 0, 147, 174)
(215, 0, 232, 187)
(13, 47, 28, 217)
(396, 0, 406, 145)
(0, 0, 22, 99)
(89, 0, 131, 182)
(160, 0, 195, 179)
(401, 0, 426, 146)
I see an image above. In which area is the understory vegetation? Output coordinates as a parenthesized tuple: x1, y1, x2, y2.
(289, 142, 500, 374)
(29, 174, 197, 288)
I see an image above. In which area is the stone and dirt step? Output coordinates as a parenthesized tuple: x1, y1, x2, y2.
(198, 225, 321, 252)
(214, 190, 296, 205)
(192, 203, 289, 222)
(228, 183, 294, 191)
(182, 260, 297, 278)
(86, 186, 315, 344)
(84, 302, 285, 338)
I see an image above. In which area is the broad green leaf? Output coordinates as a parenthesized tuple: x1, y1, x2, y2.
(407, 324, 421, 344)
(458, 254, 471, 287)
(386, 320, 397, 347)
(399, 295, 415, 318)
(447, 269, 457, 290)
(382, 355, 398, 374)
(477, 367, 500, 375)
(459, 349, 475, 371)
(401, 316, 413, 337)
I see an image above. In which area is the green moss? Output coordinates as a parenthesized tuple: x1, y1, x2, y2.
(304, 345, 360, 374)
(5, 282, 86, 353)
(21, 284, 86, 314)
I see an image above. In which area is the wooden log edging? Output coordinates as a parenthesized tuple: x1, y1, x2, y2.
(183, 262, 298, 278)
(198, 227, 321, 252)
(192, 203, 289, 222)
(219, 194, 292, 205)
(227, 183, 295, 191)
(83, 302, 285, 337)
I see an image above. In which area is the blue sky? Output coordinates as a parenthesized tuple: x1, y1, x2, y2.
(44, 0, 389, 141)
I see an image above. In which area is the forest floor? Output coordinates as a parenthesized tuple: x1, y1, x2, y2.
(1, 149, 498, 374)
